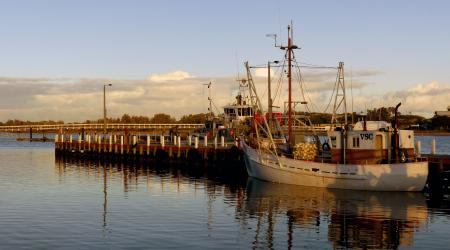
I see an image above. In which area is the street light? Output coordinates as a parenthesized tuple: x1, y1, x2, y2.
(103, 83, 112, 134)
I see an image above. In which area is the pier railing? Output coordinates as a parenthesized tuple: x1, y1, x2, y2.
(54, 132, 240, 156)
(0, 123, 205, 132)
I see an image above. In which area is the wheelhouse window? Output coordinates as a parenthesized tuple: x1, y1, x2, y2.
(225, 108, 236, 117)
(352, 137, 360, 148)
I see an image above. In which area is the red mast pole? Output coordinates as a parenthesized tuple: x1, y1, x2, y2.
(287, 25, 293, 145)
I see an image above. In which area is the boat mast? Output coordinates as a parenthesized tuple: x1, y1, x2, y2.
(268, 23, 298, 144)
(204, 82, 213, 120)
(268, 61, 273, 130)
(331, 62, 348, 127)
(287, 25, 293, 145)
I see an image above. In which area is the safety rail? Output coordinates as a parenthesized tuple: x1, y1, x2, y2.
(0, 123, 205, 132)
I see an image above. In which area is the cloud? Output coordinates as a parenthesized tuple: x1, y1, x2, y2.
(0, 71, 234, 122)
(0, 70, 445, 122)
(147, 71, 192, 82)
(378, 81, 450, 115)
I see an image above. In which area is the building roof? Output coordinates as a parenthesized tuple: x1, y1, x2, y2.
(435, 111, 450, 117)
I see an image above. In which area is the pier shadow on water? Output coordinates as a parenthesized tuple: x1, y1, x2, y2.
(53, 154, 444, 249)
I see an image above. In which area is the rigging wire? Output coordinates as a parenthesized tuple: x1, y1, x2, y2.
(249, 50, 339, 117)
(322, 68, 339, 114)
(293, 57, 321, 113)
(273, 59, 287, 111)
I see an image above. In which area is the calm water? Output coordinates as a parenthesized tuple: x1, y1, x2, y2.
(1, 135, 450, 249)
(416, 136, 450, 155)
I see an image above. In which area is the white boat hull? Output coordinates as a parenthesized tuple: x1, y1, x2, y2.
(242, 141, 428, 191)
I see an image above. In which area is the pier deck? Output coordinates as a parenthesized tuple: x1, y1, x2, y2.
(54, 132, 246, 176)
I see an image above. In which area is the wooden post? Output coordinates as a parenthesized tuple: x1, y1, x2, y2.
(114, 134, 117, 153)
(87, 134, 91, 151)
(431, 138, 436, 155)
(204, 135, 208, 147)
(55, 134, 59, 149)
(188, 135, 192, 147)
(214, 136, 217, 149)
(195, 136, 199, 149)
(161, 135, 165, 148)
(120, 135, 124, 154)
(133, 135, 137, 154)
(147, 135, 150, 155)
(92, 134, 96, 152)
(98, 135, 101, 153)
(173, 135, 177, 146)
(221, 136, 225, 147)
(78, 134, 82, 151)
(109, 135, 112, 153)
(178, 136, 181, 149)
(415, 140, 421, 158)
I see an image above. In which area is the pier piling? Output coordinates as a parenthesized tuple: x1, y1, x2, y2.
(431, 138, 436, 155)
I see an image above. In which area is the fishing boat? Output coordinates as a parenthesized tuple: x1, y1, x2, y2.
(223, 81, 254, 124)
(241, 24, 428, 191)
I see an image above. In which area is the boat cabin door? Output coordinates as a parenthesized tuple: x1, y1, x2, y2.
(375, 135, 383, 150)
(375, 134, 383, 161)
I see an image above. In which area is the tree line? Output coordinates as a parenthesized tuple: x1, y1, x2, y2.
(0, 113, 209, 126)
(303, 107, 448, 131)
(0, 108, 448, 131)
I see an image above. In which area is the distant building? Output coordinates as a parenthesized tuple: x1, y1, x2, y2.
(435, 105, 450, 117)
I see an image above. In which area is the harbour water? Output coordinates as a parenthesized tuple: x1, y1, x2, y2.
(416, 136, 450, 155)
(1, 134, 450, 249)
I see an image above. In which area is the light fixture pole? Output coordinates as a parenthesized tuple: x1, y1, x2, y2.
(103, 84, 112, 134)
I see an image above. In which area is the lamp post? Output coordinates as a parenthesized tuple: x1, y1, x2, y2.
(103, 84, 112, 134)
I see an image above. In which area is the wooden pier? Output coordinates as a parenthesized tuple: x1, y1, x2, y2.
(0, 123, 204, 133)
(423, 153, 450, 195)
(54, 132, 246, 176)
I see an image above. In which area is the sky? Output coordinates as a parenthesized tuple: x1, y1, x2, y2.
(0, 0, 449, 122)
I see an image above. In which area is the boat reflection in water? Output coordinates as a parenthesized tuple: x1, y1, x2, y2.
(54, 156, 428, 249)
(243, 178, 428, 249)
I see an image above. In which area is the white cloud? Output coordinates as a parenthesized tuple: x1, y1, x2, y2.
(254, 67, 275, 78)
(0, 70, 446, 122)
(378, 81, 450, 115)
(147, 70, 192, 82)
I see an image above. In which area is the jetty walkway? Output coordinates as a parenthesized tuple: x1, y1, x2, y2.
(0, 123, 204, 133)
(54, 132, 244, 168)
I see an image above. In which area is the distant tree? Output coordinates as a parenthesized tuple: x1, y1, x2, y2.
(398, 114, 425, 129)
(178, 113, 208, 124)
(150, 113, 176, 124)
(308, 112, 333, 124)
(121, 114, 132, 123)
(131, 115, 151, 123)
(431, 115, 450, 130)
(366, 107, 396, 121)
